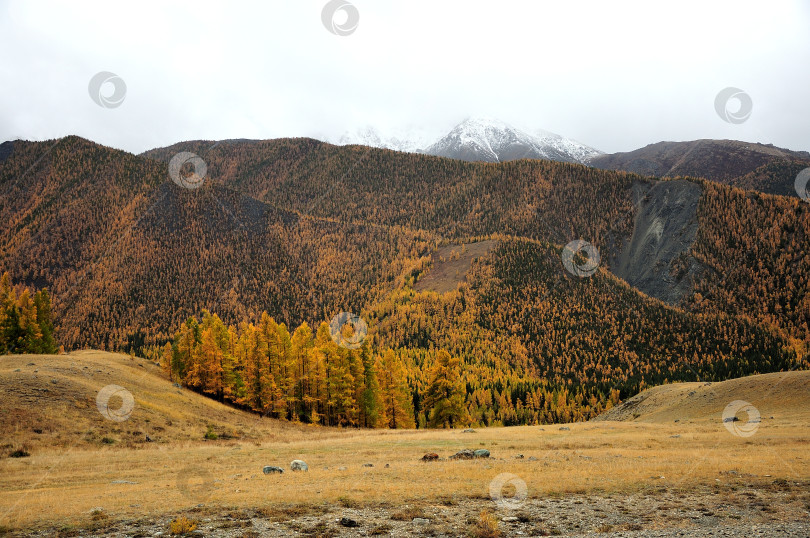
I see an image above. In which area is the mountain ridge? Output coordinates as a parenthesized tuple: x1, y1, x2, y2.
(589, 139, 810, 197)
(1, 135, 807, 426)
(327, 117, 603, 164)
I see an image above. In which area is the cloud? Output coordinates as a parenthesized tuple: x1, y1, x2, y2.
(1, 0, 808, 154)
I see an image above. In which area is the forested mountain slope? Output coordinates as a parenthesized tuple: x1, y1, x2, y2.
(145, 137, 810, 343)
(589, 139, 810, 198)
(0, 135, 807, 425)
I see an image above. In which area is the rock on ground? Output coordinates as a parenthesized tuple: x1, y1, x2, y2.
(262, 466, 283, 474)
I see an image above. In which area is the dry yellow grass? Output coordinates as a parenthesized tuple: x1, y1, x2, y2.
(596, 369, 810, 424)
(1, 351, 808, 531)
(414, 240, 497, 293)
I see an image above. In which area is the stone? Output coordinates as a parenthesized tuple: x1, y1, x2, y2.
(338, 466, 347, 471)
(339, 517, 359, 528)
(502, 516, 519, 522)
(421, 453, 439, 462)
(559, 426, 570, 431)
(290, 460, 308, 472)
(449, 449, 475, 460)
(474, 449, 490, 458)
(462, 428, 476, 433)
(363, 463, 373, 467)
(263, 466, 284, 474)
(515, 454, 524, 459)
(412, 517, 430, 524)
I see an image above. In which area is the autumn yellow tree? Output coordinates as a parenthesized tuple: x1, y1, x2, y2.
(0, 273, 57, 355)
(377, 349, 415, 428)
(423, 350, 467, 428)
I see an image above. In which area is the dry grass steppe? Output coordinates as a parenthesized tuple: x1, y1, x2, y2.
(1, 351, 808, 536)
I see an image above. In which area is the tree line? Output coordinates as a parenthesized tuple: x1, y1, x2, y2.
(163, 310, 469, 429)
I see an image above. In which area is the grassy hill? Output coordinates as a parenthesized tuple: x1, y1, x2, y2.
(0, 351, 343, 453)
(595, 370, 810, 424)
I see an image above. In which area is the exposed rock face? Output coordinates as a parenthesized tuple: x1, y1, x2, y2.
(609, 179, 703, 305)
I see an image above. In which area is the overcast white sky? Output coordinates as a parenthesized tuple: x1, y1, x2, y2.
(1, 0, 808, 154)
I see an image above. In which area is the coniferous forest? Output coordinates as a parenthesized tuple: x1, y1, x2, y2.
(1, 136, 808, 428)
(0, 272, 57, 355)
(165, 311, 418, 429)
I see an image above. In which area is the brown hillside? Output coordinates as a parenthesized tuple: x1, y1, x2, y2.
(589, 139, 810, 195)
(594, 370, 810, 424)
(0, 351, 346, 453)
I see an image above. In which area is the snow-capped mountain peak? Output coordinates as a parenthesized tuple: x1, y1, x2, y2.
(331, 125, 435, 154)
(424, 117, 602, 164)
(326, 117, 602, 164)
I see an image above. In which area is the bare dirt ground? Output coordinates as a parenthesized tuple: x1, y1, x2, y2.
(414, 240, 497, 294)
(12, 481, 810, 537)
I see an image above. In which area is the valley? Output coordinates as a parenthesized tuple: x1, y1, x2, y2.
(2, 3, 808, 536)
(1, 352, 809, 536)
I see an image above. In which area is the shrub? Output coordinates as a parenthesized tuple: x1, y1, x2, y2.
(337, 496, 359, 508)
(169, 516, 197, 535)
(90, 508, 108, 521)
(390, 506, 425, 520)
(471, 511, 500, 538)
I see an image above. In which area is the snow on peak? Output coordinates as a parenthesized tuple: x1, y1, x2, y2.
(330, 125, 435, 154)
(425, 117, 603, 164)
(325, 117, 602, 164)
